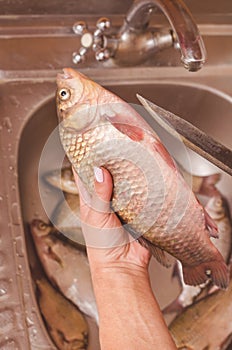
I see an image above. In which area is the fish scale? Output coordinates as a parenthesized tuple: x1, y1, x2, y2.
(61, 119, 220, 266)
(56, 67, 229, 289)
(60, 122, 170, 236)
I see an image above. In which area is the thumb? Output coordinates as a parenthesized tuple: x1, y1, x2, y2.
(73, 166, 128, 248)
(93, 167, 112, 197)
(92, 166, 113, 212)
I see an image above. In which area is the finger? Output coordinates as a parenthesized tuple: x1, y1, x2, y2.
(72, 166, 113, 214)
(91, 167, 113, 214)
(73, 167, 129, 248)
(93, 166, 113, 202)
(73, 166, 113, 224)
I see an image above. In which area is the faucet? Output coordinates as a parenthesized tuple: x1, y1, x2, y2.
(72, 0, 206, 72)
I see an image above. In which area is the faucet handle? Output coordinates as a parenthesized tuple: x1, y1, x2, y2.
(72, 21, 88, 35)
(72, 18, 112, 64)
(95, 17, 111, 35)
(72, 21, 93, 63)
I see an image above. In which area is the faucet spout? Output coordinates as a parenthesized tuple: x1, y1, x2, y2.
(72, 0, 206, 70)
(121, 0, 206, 71)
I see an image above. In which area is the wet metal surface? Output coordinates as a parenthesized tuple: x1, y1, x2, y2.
(0, 9, 231, 349)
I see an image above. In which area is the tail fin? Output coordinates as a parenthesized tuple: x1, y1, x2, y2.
(183, 260, 229, 289)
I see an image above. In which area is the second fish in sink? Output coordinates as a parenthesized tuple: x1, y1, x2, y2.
(30, 220, 99, 324)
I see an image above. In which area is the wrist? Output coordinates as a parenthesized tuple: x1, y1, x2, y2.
(89, 260, 151, 291)
(86, 239, 151, 271)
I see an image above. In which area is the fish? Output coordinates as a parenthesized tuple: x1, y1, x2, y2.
(44, 166, 85, 245)
(169, 268, 232, 350)
(51, 193, 85, 246)
(46, 163, 221, 198)
(46, 164, 219, 246)
(36, 277, 88, 350)
(163, 193, 232, 314)
(30, 219, 98, 324)
(45, 163, 219, 246)
(206, 195, 232, 264)
(56, 67, 229, 289)
(44, 166, 79, 195)
(177, 163, 221, 197)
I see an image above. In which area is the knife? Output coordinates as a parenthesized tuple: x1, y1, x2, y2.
(137, 94, 232, 177)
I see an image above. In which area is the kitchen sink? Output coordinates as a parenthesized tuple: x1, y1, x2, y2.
(1, 74, 231, 348)
(0, 8, 232, 349)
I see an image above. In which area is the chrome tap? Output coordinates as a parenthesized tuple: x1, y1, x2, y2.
(72, 0, 206, 72)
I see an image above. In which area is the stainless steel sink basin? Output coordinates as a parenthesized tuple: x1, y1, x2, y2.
(3, 78, 226, 348)
(0, 14, 232, 348)
(19, 81, 232, 224)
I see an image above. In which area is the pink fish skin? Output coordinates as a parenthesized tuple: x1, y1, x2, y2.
(56, 67, 229, 289)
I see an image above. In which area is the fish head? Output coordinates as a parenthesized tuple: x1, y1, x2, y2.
(30, 219, 52, 238)
(30, 220, 63, 269)
(30, 220, 55, 255)
(56, 68, 101, 132)
(44, 166, 79, 195)
(206, 195, 225, 220)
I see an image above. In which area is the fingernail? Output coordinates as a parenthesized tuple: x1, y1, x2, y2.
(94, 166, 104, 183)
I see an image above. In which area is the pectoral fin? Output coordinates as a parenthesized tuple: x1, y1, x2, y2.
(120, 218, 171, 268)
(138, 237, 171, 268)
(112, 122, 144, 142)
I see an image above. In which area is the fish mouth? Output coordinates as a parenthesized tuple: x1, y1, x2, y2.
(57, 68, 76, 83)
(57, 68, 76, 82)
(57, 68, 85, 82)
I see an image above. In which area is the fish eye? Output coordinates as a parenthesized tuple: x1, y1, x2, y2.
(38, 222, 47, 230)
(215, 198, 222, 207)
(58, 88, 71, 101)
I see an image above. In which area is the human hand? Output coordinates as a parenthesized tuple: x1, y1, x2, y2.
(73, 167, 177, 350)
(73, 167, 151, 273)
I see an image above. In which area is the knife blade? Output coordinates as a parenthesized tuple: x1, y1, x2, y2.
(137, 94, 232, 177)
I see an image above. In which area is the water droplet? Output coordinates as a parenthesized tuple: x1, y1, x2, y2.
(15, 237, 24, 257)
(0, 280, 9, 296)
(9, 165, 14, 171)
(29, 327, 38, 342)
(2, 117, 12, 131)
(26, 316, 34, 327)
(0, 288, 6, 296)
(11, 203, 21, 226)
(0, 308, 14, 332)
(0, 196, 3, 201)
(0, 252, 5, 269)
